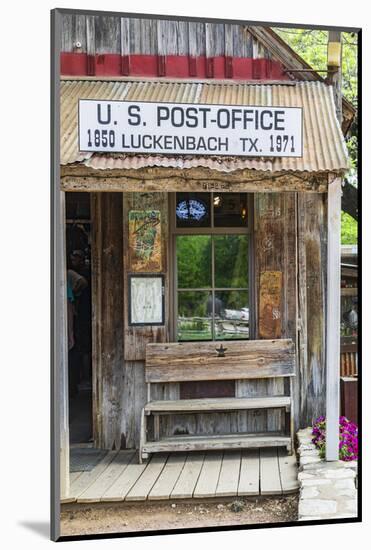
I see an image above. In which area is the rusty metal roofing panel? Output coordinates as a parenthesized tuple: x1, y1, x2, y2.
(60, 79, 349, 173)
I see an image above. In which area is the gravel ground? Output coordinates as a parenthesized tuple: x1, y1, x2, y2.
(61, 495, 299, 536)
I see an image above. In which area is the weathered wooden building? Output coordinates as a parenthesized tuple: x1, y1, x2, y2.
(54, 11, 354, 498)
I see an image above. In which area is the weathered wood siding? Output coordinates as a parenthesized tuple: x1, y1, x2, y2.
(242, 193, 298, 433)
(90, 190, 326, 449)
(91, 193, 124, 450)
(120, 193, 170, 448)
(146, 340, 295, 382)
(297, 193, 327, 427)
(61, 14, 270, 58)
(122, 193, 170, 361)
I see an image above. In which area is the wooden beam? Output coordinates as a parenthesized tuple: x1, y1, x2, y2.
(327, 31, 342, 123)
(60, 170, 330, 194)
(58, 191, 70, 499)
(145, 339, 295, 382)
(86, 15, 95, 76)
(224, 24, 234, 78)
(205, 23, 214, 78)
(326, 177, 342, 460)
(157, 20, 166, 76)
(120, 18, 130, 76)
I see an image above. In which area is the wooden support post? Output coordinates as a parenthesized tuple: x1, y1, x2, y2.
(326, 30, 343, 462)
(139, 408, 146, 464)
(57, 191, 70, 498)
(154, 415, 160, 440)
(326, 177, 342, 460)
(327, 31, 342, 123)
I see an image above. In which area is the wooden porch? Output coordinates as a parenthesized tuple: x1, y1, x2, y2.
(62, 448, 299, 504)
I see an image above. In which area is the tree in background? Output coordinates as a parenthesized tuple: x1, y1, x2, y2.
(274, 28, 358, 244)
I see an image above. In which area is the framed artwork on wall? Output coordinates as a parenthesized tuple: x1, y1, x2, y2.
(128, 274, 165, 325)
(128, 210, 162, 272)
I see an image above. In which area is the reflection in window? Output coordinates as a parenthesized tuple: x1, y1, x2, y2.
(175, 193, 251, 341)
(176, 236, 211, 288)
(214, 235, 248, 288)
(214, 291, 249, 340)
(177, 291, 212, 341)
(176, 233, 249, 341)
(214, 193, 248, 227)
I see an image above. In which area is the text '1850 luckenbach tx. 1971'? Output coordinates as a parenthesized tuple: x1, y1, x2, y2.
(78, 99, 303, 157)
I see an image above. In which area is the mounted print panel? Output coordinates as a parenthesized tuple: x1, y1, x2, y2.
(128, 209, 162, 272)
(52, 8, 359, 542)
(129, 274, 165, 326)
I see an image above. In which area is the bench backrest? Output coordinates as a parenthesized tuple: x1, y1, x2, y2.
(145, 339, 295, 383)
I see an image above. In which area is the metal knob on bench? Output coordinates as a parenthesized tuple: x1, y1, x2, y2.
(216, 344, 227, 357)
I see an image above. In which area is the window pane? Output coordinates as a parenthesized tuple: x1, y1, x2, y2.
(214, 290, 249, 339)
(177, 235, 211, 288)
(213, 193, 248, 227)
(178, 291, 212, 341)
(214, 235, 248, 288)
(176, 193, 211, 227)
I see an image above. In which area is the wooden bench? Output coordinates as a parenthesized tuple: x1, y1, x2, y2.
(139, 339, 296, 463)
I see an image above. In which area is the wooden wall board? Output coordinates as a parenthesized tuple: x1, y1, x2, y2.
(61, 14, 87, 52)
(297, 193, 327, 427)
(123, 193, 169, 362)
(61, 169, 329, 194)
(258, 271, 282, 339)
(88, 188, 320, 448)
(146, 339, 295, 382)
(60, 16, 274, 60)
(254, 193, 298, 431)
(91, 193, 124, 450)
(121, 361, 147, 449)
(94, 15, 121, 53)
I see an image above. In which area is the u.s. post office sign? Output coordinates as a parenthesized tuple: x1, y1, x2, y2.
(78, 99, 303, 158)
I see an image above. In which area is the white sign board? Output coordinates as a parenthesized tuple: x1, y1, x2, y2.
(129, 275, 164, 325)
(79, 99, 303, 158)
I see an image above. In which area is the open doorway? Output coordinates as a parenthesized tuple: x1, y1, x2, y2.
(65, 192, 93, 445)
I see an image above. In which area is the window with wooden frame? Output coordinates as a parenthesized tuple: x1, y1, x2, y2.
(170, 192, 254, 343)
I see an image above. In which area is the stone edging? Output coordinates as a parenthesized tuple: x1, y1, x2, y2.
(297, 428, 357, 521)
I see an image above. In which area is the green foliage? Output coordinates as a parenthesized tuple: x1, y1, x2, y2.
(341, 211, 358, 244)
(273, 28, 358, 212)
(273, 28, 357, 104)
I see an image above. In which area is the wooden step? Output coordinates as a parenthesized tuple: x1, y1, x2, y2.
(142, 433, 291, 454)
(144, 396, 290, 414)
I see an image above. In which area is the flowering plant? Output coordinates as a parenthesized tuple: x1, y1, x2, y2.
(312, 415, 358, 461)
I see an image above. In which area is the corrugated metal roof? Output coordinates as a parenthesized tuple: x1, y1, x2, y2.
(61, 79, 349, 173)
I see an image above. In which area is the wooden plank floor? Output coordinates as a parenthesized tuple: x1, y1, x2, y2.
(62, 448, 299, 504)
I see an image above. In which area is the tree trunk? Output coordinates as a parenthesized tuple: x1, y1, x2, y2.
(342, 181, 358, 220)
